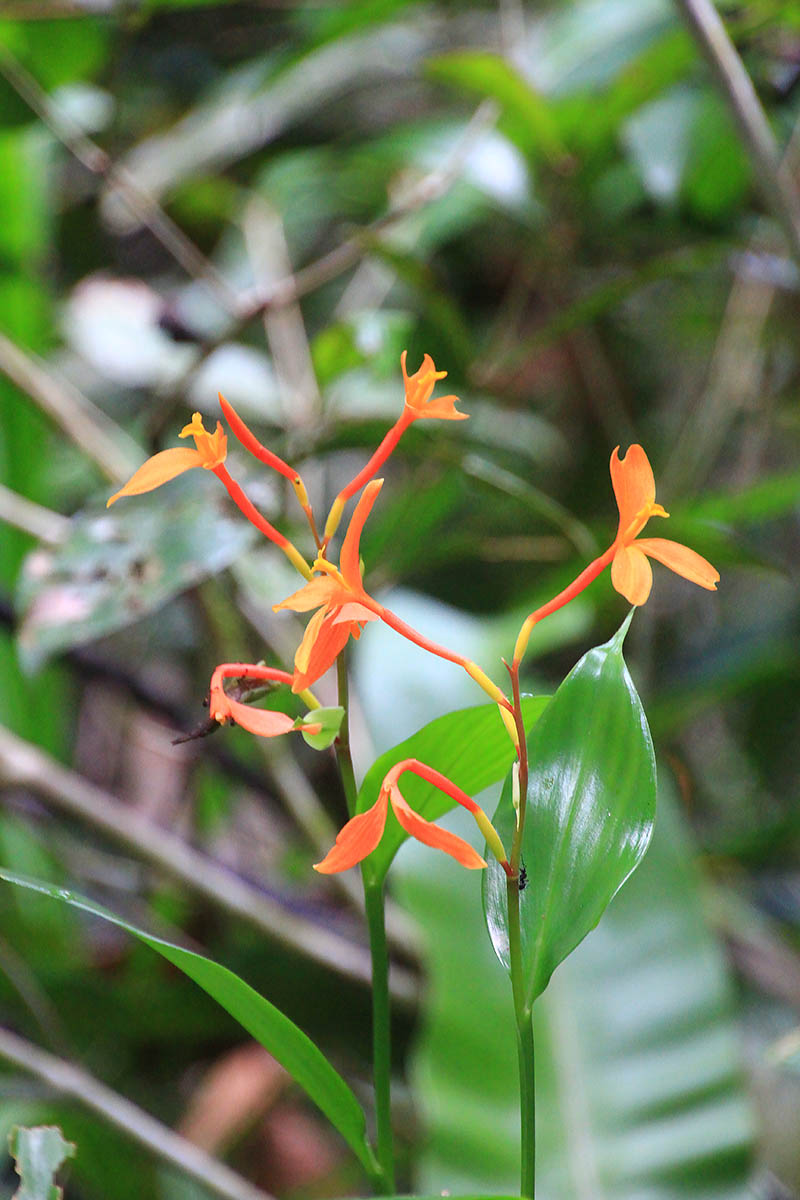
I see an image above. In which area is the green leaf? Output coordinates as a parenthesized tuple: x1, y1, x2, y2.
(9, 1126, 76, 1200)
(397, 784, 753, 1196)
(0, 870, 377, 1178)
(427, 52, 566, 162)
(359, 697, 548, 884)
(483, 613, 656, 1004)
(299, 705, 344, 750)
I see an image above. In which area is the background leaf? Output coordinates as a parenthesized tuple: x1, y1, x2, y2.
(397, 783, 754, 1196)
(15, 477, 259, 672)
(483, 613, 656, 1003)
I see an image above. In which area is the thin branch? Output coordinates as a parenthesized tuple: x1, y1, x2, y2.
(664, 109, 800, 493)
(0, 725, 416, 1007)
(0, 330, 141, 482)
(673, 0, 800, 264)
(0, 47, 238, 313)
(0, 485, 70, 545)
(148, 99, 499, 438)
(0, 1025, 277, 1200)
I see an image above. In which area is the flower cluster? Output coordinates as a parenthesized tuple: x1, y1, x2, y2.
(109, 353, 718, 876)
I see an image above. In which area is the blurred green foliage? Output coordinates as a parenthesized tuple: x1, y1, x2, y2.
(0, 1, 798, 1197)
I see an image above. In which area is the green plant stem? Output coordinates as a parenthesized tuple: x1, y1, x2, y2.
(334, 651, 394, 1194)
(363, 876, 396, 1194)
(507, 660, 535, 1195)
(507, 875, 535, 1199)
(335, 653, 359, 817)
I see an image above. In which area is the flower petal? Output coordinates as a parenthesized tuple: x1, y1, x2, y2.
(332, 601, 378, 625)
(610, 445, 656, 534)
(223, 697, 297, 738)
(340, 478, 383, 591)
(414, 394, 468, 421)
(313, 793, 389, 873)
(292, 608, 352, 691)
(389, 785, 487, 869)
(636, 537, 719, 591)
(273, 576, 339, 614)
(107, 448, 203, 506)
(611, 544, 653, 606)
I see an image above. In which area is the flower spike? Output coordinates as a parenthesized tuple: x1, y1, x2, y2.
(314, 758, 511, 875)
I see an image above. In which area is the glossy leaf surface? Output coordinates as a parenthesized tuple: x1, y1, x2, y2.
(398, 786, 753, 1196)
(0, 870, 376, 1177)
(358, 696, 548, 884)
(483, 613, 656, 1003)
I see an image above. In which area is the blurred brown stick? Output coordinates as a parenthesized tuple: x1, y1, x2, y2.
(0, 725, 416, 1006)
(674, 0, 800, 264)
(0, 1025, 278, 1200)
(0, 46, 238, 314)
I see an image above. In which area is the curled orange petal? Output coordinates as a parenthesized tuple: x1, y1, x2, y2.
(401, 350, 467, 421)
(415, 394, 468, 421)
(107, 447, 203, 506)
(611, 544, 653, 606)
(292, 608, 352, 692)
(221, 696, 297, 739)
(314, 793, 389, 873)
(273, 577, 339, 615)
(340, 479, 383, 591)
(389, 785, 487, 869)
(610, 445, 656, 536)
(636, 537, 719, 591)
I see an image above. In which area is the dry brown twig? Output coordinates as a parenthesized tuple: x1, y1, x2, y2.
(0, 724, 417, 1006)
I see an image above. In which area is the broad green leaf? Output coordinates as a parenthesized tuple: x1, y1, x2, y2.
(15, 476, 259, 672)
(9, 1126, 76, 1200)
(397, 784, 753, 1196)
(683, 91, 750, 220)
(359, 697, 548, 884)
(0, 871, 377, 1178)
(483, 613, 656, 1003)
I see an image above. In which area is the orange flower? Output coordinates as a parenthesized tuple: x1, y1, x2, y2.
(401, 351, 467, 422)
(314, 758, 509, 875)
(275, 480, 384, 691)
(208, 663, 321, 739)
(107, 413, 226, 506)
(610, 445, 720, 605)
